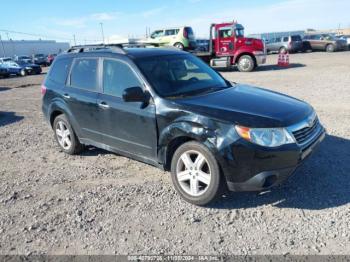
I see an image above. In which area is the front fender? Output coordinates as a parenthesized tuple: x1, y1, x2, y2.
(157, 114, 217, 165)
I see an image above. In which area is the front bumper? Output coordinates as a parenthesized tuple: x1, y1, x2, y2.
(216, 119, 326, 192)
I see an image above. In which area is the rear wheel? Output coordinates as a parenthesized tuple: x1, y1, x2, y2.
(53, 114, 83, 155)
(237, 55, 255, 72)
(326, 44, 335, 52)
(174, 42, 184, 50)
(170, 141, 223, 206)
(279, 47, 287, 54)
(19, 69, 26, 77)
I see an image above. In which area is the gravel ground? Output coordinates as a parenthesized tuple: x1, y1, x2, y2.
(0, 52, 349, 255)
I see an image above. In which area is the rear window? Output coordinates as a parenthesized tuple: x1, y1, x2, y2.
(291, 35, 302, 41)
(48, 58, 72, 85)
(70, 58, 98, 91)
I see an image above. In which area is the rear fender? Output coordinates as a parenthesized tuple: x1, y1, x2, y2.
(48, 98, 82, 138)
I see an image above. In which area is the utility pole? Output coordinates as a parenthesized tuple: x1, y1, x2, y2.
(100, 22, 105, 44)
(0, 34, 6, 57)
(73, 34, 77, 46)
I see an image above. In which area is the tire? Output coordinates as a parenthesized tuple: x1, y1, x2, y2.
(237, 55, 255, 72)
(19, 69, 26, 77)
(279, 47, 287, 54)
(326, 44, 335, 52)
(53, 114, 83, 155)
(174, 42, 184, 50)
(170, 141, 223, 206)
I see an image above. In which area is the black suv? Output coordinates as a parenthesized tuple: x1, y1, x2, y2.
(42, 45, 325, 205)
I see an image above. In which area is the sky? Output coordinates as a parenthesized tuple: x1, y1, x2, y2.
(0, 0, 349, 44)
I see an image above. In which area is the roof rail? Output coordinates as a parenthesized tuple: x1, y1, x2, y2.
(66, 44, 127, 54)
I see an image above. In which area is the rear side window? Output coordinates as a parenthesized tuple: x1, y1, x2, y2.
(103, 59, 142, 97)
(275, 37, 281, 42)
(165, 29, 179, 36)
(283, 37, 289, 42)
(48, 58, 72, 84)
(70, 58, 98, 91)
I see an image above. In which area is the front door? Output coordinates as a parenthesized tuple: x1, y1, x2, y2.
(217, 27, 235, 56)
(97, 58, 157, 160)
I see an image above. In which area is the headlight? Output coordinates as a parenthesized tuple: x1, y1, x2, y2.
(235, 125, 295, 147)
(25, 67, 32, 70)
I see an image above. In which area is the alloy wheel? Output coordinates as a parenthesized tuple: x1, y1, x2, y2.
(176, 150, 211, 197)
(239, 57, 252, 71)
(56, 121, 72, 150)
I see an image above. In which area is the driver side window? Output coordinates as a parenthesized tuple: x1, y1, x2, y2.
(103, 59, 142, 97)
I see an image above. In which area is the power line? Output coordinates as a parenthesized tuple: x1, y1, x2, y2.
(0, 29, 101, 43)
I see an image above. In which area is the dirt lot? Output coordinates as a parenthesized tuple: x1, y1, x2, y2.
(0, 52, 349, 255)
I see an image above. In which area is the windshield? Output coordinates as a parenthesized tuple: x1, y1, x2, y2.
(136, 54, 230, 98)
(6, 61, 19, 67)
(235, 28, 244, 37)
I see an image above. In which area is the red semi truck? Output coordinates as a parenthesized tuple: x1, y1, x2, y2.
(193, 21, 266, 72)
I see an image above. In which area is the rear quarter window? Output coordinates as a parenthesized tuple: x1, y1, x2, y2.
(47, 58, 72, 85)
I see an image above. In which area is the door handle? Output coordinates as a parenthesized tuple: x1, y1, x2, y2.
(63, 93, 70, 99)
(98, 101, 110, 109)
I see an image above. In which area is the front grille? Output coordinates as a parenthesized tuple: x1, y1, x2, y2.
(292, 117, 319, 144)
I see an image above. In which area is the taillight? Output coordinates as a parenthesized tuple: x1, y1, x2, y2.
(183, 29, 188, 39)
(41, 84, 47, 96)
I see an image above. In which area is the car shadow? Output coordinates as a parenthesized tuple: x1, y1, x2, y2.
(0, 111, 24, 127)
(256, 63, 306, 71)
(210, 134, 350, 211)
(0, 87, 11, 92)
(80, 146, 110, 157)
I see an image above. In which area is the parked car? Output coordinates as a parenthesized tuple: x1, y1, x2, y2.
(0, 64, 10, 78)
(337, 35, 350, 49)
(47, 54, 57, 65)
(0, 57, 13, 63)
(33, 54, 48, 66)
(16, 60, 42, 74)
(42, 45, 325, 205)
(145, 27, 196, 50)
(303, 34, 348, 52)
(196, 39, 210, 52)
(265, 35, 303, 53)
(16, 55, 33, 64)
(1, 61, 29, 76)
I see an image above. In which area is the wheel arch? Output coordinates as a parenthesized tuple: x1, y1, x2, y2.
(235, 52, 257, 67)
(158, 119, 217, 170)
(48, 101, 82, 138)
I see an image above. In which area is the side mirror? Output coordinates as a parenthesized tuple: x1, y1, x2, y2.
(122, 86, 146, 103)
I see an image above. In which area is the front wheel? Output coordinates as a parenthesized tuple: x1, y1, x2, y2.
(170, 141, 223, 206)
(237, 55, 255, 72)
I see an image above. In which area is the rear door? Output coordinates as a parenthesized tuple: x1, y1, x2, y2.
(64, 57, 102, 142)
(164, 29, 178, 45)
(97, 57, 157, 160)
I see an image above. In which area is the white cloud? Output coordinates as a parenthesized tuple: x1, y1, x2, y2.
(172, 0, 350, 37)
(90, 12, 119, 21)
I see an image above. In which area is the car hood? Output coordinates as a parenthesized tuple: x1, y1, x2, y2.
(173, 84, 313, 127)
